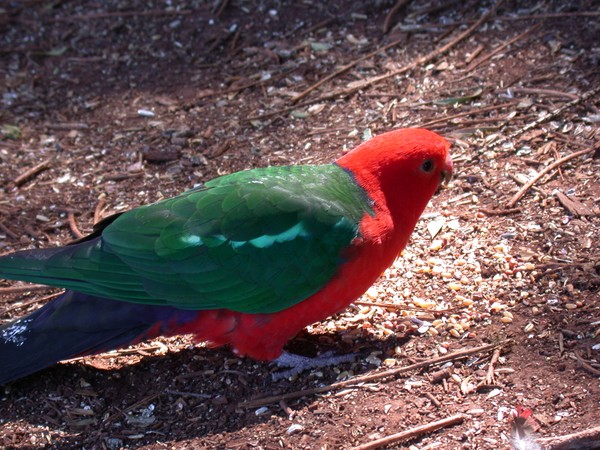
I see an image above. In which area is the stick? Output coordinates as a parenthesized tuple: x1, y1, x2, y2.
(506, 148, 595, 208)
(485, 348, 501, 384)
(165, 389, 212, 399)
(0, 221, 19, 240)
(538, 425, 600, 449)
(49, 9, 191, 22)
(66, 210, 85, 239)
(573, 351, 600, 377)
(238, 340, 511, 408)
(383, 0, 411, 34)
(291, 36, 410, 103)
(93, 196, 107, 224)
(418, 102, 516, 128)
(350, 414, 466, 450)
(489, 85, 600, 148)
(509, 87, 580, 100)
(318, 0, 505, 101)
(464, 23, 541, 72)
(102, 393, 161, 424)
(0, 285, 54, 295)
(353, 300, 460, 317)
(0, 292, 61, 317)
(213, 0, 229, 17)
(11, 157, 53, 187)
(480, 207, 522, 216)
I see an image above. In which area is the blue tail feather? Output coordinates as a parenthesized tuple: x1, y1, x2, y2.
(0, 291, 199, 385)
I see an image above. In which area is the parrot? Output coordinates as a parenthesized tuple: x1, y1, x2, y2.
(0, 128, 452, 385)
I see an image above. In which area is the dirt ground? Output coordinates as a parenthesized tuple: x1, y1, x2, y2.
(1, 1, 599, 449)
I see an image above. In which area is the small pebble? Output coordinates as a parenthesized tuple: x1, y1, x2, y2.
(137, 109, 155, 117)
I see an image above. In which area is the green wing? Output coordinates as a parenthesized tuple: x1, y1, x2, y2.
(0, 164, 373, 314)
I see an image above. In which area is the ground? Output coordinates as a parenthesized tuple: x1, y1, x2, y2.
(0, 1, 599, 449)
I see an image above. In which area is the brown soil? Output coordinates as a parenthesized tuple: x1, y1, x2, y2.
(1, 1, 599, 449)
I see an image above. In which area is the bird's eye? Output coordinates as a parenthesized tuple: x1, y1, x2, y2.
(421, 159, 435, 173)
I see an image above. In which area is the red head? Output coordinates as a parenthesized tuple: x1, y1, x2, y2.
(337, 128, 453, 231)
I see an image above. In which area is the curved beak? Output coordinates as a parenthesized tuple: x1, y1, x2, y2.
(438, 154, 454, 191)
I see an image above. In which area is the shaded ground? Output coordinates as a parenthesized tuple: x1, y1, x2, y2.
(1, 1, 599, 449)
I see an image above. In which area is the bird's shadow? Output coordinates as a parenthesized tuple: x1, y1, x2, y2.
(1, 329, 413, 449)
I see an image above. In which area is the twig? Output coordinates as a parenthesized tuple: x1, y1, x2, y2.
(317, 0, 505, 101)
(489, 85, 600, 148)
(93, 196, 107, 224)
(0, 221, 19, 240)
(538, 425, 600, 449)
(102, 393, 161, 424)
(165, 389, 212, 399)
(485, 348, 501, 385)
(464, 24, 541, 72)
(507, 148, 595, 208)
(0, 292, 61, 317)
(383, 0, 410, 34)
(463, 44, 485, 64)
(291, 36, 409, 103)
(418, 101, 517, 128)
(350, 414, 466, 450)
(66, 344, 168, 362)
(45, 122, 89, 130)
(353, 300, 460, 317)
(509, 87, 580, 100)
(11, 157, 53, 187)
(497, 11, 600, 21)
(246, 98, 316, 122)
(212, 0, 229, 17)
(66, 210, 85, 239)
(480, 207, 522, 216)
(0, 285, 54, 295)
(424, 391, 442, 408)
(574, 351, 600, 377)
(285, 17, 335, 39)
(238, 340, 511, 408)
(49, 9, 192, 22)
(558, 332, 564, 357)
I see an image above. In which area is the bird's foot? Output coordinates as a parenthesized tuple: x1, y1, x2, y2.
(271, 351, 356, 381)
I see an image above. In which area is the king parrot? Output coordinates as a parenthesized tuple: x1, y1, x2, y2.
(0, 128, 452, 384)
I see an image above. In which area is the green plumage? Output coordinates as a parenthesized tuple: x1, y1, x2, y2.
(0, 164, 373, 313)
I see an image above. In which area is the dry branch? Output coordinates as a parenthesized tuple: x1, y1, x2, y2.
(382, 0, 411, 34)
(238, 340, 511, 408)
(0, 221, 19, 240)
(0, 285, 54, 295)
(418, 101, 516, 128)
(66, 210, 85, 239)
(510, 87, 580, 100)
(538, 425, 600, 450)
(489, 85, 600, 148)
(573, 351, 600, 377)
(316, 0, 505, 101)
(11, 157, 53, 187)
(292, 36, 409, 103)
(102, 393, 161, 424)
(554, 191, 596, 216)
(0, 292, 61, 317)
(93, 196, 107, 224)
(50, 9, 191, 22)
(258, 0, 504, 120)
(480, 207, 522, 216)
(464, 24, 541, 72)
(350, 414, 466, 450)
(507, 148, 595, 208)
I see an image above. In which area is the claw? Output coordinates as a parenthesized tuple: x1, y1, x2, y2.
(271, 351, 356, 381)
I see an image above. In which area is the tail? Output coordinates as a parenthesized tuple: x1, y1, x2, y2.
(0, 291, 200, 384)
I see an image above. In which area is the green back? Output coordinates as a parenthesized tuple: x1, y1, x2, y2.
(5, 164, 373, 314)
